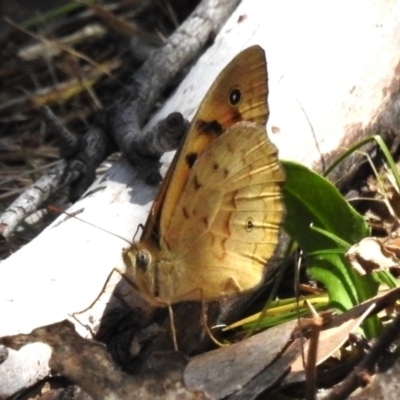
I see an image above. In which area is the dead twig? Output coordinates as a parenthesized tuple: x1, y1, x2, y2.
(0, 161, 67, 239)
(109, 0, 240, 158)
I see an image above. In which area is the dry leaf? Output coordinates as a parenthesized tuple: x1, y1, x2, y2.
(346, 237, 400, 275)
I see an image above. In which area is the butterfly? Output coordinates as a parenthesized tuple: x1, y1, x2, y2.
(123, 45, 285, 324)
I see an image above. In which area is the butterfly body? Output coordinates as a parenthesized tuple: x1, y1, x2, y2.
(123, 46, 285, 309)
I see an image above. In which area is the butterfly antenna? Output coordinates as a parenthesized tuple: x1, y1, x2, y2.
(47, 205, 132, 246)
(133, 224, 144, 241)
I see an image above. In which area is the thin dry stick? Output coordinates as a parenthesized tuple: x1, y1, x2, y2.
(304, 301, 324, 400)
(109, 0, 241, 158)
(0, 161, 68, 238)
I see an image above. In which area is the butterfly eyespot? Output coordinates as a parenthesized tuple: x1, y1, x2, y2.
(229, 88, 241, 106)
(136, 249, 151, 270)
(246, 219, 254, 232)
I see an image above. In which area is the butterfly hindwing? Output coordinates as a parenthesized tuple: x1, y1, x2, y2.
(160, 122, 285, 301)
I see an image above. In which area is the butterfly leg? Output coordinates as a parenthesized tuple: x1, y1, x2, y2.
(167, 304, 179, 351)
(70, 267, 140, 335)
(163, 287, 232, 348)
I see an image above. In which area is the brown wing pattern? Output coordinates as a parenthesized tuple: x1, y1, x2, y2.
(158, 122, 285, 301)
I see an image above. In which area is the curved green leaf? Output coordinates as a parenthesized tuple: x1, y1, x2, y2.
(281, 161, 380, 337)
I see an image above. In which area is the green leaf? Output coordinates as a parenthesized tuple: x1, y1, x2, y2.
(281, 161, 380, 337)
(282, 161, 369, 251)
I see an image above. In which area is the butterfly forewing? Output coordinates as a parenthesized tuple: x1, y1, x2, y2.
(157, 45, 269, 240)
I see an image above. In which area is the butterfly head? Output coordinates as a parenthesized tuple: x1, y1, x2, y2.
(122, 242, 163, 305)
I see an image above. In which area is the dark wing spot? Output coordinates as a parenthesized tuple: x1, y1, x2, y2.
(223, 169, 229, 178)
(229, 88, 242, 106)
(207, 120, 223, 134)
(246, 219, 254, 232)
(186, 153, 198, 168)
(196, 119, 223, 135)
(182, 207, 190, 219)
(213, 163, 219, 171)
(193, 175, 201, 190)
